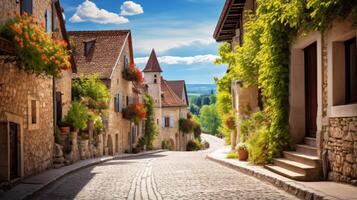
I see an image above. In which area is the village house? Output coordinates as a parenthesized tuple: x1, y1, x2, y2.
(68, 30, 142, 155)
(143, 49, 191, 151)
(214, 0, 260, 150)
(0, 0, 76, 183)
(214, 0, 357, 184)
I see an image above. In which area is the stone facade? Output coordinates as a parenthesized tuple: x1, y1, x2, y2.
(326, 117, 357, 184)
(0, 58, 54, 180)
(107, 38, 134, 154)
(0, 0, 74, 182)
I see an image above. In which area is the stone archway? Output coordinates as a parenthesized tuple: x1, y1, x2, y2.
(107, 135, 114, 156)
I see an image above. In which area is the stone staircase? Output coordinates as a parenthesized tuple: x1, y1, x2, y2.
(265, 137, 322, 181)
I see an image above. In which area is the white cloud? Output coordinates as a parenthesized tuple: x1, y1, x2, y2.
(135, 54, 219, 65)
(120, 1, 144, 16)
(69, 0, 129, 24)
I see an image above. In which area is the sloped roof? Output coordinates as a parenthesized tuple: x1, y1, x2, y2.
(166, 80, 188, 106)
(143, 49, 163, 72)
(68, 30, 132, 79)
(161, 79, 187, 107)
(214, 0, 245, 42)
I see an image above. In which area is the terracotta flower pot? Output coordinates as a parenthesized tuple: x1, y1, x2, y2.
(238, 149, 248, 161)
(59, 126, 70, 134)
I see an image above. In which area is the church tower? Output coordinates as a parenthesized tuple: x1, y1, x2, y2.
(143, 49, 163, 108)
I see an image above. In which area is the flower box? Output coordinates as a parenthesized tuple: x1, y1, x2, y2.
(122, 63, 144, 83)
(122, 103, 147, 123)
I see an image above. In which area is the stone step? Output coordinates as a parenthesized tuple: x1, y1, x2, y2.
(304, 137, 317, 147)
(283, 151, 320, 167)
(273, 158, 314, 175)
(296, 144, 317, 156)
(265, 165, 306, 181)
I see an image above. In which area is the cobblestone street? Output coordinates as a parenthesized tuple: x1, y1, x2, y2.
(30, 135, 297, 200)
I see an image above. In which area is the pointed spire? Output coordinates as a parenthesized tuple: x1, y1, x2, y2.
(143, 49, 163, 72)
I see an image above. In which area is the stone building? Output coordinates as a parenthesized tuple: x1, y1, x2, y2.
(0, 0, 75, 182)
(214, 0, 261, 150)
(143, 49, 191, 151)
(68, 30, 139, 155)
(214, 0, 357, 184)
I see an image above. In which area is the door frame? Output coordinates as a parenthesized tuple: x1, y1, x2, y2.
(289, 32, 323, 155)
(1, 112, 24, 181)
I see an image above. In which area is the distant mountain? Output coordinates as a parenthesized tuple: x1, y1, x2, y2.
(186, 84, 216, 96)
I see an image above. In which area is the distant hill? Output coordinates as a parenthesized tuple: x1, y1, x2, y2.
(186, 84, 216, 96)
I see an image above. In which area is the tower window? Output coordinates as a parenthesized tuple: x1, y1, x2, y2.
(154, 79, 157, 84)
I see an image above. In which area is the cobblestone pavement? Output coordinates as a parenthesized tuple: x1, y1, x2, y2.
(30, 135, 297, 200)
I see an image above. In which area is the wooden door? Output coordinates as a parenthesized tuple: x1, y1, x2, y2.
(9, 122, 19, 179)
(304, 42, 318, 138)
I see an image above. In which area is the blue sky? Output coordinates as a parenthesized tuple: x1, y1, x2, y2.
(61, 0, 227, 84)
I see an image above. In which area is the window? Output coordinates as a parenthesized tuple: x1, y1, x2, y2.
(28, 97, 39, 130)
(45, 10, 51, 33)
(124, 55, 129, 69)
(154, 75, 157, 78)
(84, 41, 94, 56)
(20, 0, 33, 15)
(345, 37, 357, 104)
(154, 79, 157, 84)
(31, 100, 37, 124)
(164, 117, 170, 127)
(114, 94, 121, 113)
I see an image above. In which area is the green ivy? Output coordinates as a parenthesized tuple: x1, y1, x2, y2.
(215, 0, 357, 162)
(143, 94, 158, 150)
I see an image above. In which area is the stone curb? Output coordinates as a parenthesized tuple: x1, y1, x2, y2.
(1, 150, 165, 200)
(206, 154, 341, 200)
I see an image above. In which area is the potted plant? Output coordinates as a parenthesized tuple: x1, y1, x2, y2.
(122, 63, 144, 83)
(122, 103, 147, 123)
(58, 121, 71, 134)
(236, 143, 248, 161)
(63, 101, 88, 132)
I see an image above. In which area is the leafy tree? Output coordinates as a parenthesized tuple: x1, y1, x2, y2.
(143, 94, 158, 149)
(199, 104, 221, 135)
(63, 101, 88, 130)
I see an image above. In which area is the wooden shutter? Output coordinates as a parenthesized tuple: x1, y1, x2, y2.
(169, 116, 174, 128)
(45, 10, 52, 33)
(161, 117, 165, 128)
(118, 94, 122, 112)
(114, 96, 118, 112)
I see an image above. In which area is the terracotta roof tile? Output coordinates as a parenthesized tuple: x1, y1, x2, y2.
(143, 49, 163, 72)
(68, 30, 130, 79)
(166, 80, 188, 105)
(161, 79, 187, 107)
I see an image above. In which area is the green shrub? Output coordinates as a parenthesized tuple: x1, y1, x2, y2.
(186, 139, 202, 151)
(247, 126, 270, 165)
(226, 152, 238, 159)
(179, 118, 195, 133)
(161, 140, 171, 149)
(63, 101, 88, 130)
(240, 111, 267, 142)
(143, 94, 158, 149)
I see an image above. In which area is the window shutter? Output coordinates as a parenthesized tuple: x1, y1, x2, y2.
(124, 56, 129, 69)
(161, 117, 165, 128)
(46, 10, 51, 33)
(118, 94, 122, 112)
(51, 4, 57, 31)
(169, 116, 174, 128)
(114, 96, 117, 112)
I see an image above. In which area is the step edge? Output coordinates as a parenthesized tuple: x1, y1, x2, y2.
(265, 165, 305, 178)
(274, 158, 316, 169)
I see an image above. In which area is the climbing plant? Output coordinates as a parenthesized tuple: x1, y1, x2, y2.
(143, 94, 158, 150)
(215, 0, 357, 163)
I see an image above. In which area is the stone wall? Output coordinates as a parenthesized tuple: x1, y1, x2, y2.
(326, 117, 357, 184)
(0, 57, 54, 179)
(107, 36, 132, 154)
